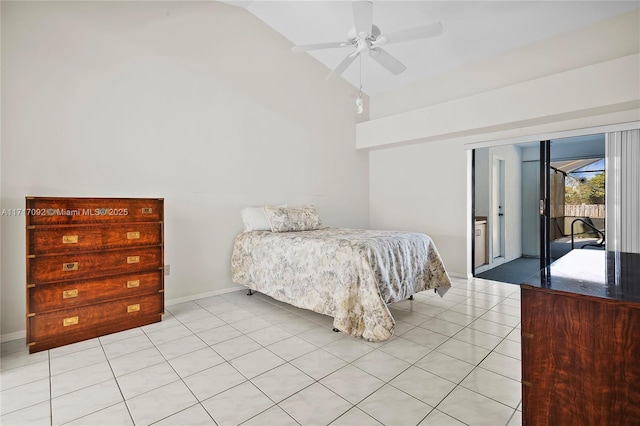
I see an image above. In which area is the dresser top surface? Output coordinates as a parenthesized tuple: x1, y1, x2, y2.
(521, 250, 640, 303)
(26, 196, 164, 202)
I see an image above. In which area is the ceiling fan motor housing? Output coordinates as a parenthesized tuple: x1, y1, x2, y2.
(347, 24, 381, 43)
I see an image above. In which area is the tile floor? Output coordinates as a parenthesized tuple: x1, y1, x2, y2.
(1, 277, 523, 426)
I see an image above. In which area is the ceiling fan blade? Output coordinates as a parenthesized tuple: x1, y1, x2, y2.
(382, 22, 443, 45)
(369, 48, 406, 75)
(292, 42, 349, 53)
(352, 1, 373, 37)
(326, 52, 360, 80)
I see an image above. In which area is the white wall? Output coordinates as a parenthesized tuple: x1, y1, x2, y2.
(369, 140, 468, 275)
(0, 1, 368, 339)
(0, 1, 3, 341)
(474, 149, 490, 218)
(366, 9, 639, 277)
(357, 53, 639, 149)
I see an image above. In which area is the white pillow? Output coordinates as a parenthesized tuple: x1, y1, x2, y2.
(241, 205, 286, 232)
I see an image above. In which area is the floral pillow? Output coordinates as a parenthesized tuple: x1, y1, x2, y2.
(263, 206, 322, 232)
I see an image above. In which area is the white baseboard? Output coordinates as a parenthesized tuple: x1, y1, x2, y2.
(165, 285, 246, 306)
(1, 330, 26, 343)
(448, 271, 473, 279)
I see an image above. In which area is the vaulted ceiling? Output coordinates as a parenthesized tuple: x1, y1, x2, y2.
(226, 1, 639, 96)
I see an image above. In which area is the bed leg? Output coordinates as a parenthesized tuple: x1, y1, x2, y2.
(409, 295, 414, 300)
(247, 289, 254, 296)
(332, 328, 340, 333)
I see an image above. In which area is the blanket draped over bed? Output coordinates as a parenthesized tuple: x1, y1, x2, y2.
(231, 228, 451, 342)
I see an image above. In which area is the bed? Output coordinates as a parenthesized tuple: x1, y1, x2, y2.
(230, 206, 451, 342)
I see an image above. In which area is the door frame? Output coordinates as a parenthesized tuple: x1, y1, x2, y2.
(539, 140, 551, 272)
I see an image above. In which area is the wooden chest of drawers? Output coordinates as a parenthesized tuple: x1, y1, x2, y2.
(26, 197, 164, 353)
(520, 251, 640, 425)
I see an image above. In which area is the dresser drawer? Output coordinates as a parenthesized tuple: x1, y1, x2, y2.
(26, 198, 163, 225)
(28, 271, 163, 313)
(27, 293, 163, 350)
(28, 223, 162, 255)
(28, 246, 162, 283)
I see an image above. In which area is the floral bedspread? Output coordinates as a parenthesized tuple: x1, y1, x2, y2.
(231, 228, 452, 341)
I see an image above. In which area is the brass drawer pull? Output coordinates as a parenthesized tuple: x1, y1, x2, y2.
(63, 262, 78, 271)
(127, 256, 140, 264)
(63, 289, 78, 299)
(62, 235, 78, 244)
(126, 231, 140, 239)
(127, 280, 140, 288)
(141, 208, 153, 214)
(63, 316, 79, 326)
(127, 304, 140, 313)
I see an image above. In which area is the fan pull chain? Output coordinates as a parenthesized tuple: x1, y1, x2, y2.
(356, 55, 364, 114)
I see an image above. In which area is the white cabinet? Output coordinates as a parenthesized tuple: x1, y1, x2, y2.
(475, 219, 487, 266)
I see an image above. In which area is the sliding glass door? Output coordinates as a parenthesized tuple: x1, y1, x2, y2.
(471, 127, 632, 283)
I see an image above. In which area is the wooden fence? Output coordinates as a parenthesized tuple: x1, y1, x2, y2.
(565, 204, 605, 218)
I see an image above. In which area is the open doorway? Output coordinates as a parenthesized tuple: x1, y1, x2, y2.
(473, 134, 605, 284)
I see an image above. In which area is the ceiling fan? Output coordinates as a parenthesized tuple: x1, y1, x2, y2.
(291, 1, 443, 79)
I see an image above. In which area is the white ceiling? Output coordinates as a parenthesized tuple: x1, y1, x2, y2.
(226, 1, 639, 96)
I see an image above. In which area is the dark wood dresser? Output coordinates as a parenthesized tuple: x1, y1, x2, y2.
(26, 197, 164, 353)
(520, 250, 640, 425)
